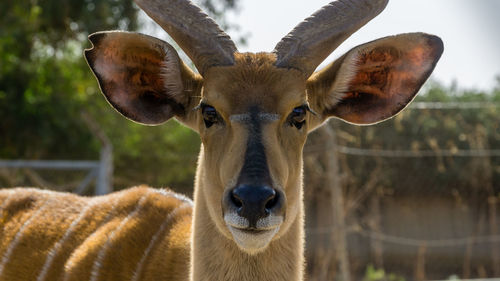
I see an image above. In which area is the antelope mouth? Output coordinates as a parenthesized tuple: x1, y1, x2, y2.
(234, 227, 269, 235)
(224, 213, 283, 254)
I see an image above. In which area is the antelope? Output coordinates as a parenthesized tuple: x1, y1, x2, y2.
(0, 0, 443, 280)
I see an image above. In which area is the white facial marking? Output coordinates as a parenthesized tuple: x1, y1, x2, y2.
(229, 114, 251, 122)
(227, 225, 281, 255)
(257, 113, 280, 122)
(224, 213, 249, 229)
(229, 113, 280, 123)
(256, 215, 284, 230)
(224, 212, 283, 254)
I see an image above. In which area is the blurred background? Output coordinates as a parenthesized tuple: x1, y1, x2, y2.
(0, 0, 498, 280)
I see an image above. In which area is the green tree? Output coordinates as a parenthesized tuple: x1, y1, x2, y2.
(0, 0, 241, 193)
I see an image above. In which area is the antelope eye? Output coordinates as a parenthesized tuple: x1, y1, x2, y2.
(202, 105, 219, 128)
(288, 106, 307, 129)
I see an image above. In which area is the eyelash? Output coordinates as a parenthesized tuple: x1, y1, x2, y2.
(201, 104, 220, 128)
(288, 105, 308, 129)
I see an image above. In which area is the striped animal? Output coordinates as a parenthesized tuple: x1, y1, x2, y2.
(0, 187, 192, 281)
(0, 0, 443, 280)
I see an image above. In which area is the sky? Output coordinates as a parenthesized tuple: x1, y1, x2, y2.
(142, 0, 500, 91)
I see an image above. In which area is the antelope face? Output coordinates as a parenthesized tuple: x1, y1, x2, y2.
(85, 0, 444, 257)
(197, 54, 308, 253)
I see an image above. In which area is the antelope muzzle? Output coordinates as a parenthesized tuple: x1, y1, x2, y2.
(221, 109, 286, 253)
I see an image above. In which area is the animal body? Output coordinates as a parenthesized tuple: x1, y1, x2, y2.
(0, 0, 443, 280)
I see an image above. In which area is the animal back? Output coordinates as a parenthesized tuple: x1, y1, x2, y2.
(0, 186, 192, 281)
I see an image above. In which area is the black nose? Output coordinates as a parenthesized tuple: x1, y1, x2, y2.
(229, 185, 280, 227)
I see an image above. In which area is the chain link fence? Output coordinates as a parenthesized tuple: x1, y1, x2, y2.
(304, 102, 500, 281)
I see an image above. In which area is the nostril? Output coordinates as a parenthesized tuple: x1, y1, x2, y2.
(230, 190, 243, 209)
(230, 185, 281, 221)
(264, 189, 278, 211)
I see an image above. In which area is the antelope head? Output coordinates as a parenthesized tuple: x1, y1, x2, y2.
(85, 0, 443, 255)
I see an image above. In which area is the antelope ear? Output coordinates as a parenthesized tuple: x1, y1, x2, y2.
(307, 33, 443, 126)
(85, 31, 201, 125)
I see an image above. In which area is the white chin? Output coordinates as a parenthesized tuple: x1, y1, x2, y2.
(228, 225, 280, 254)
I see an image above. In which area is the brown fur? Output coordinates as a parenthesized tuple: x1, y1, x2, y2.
(0, 187, 192, 281)
(187, 53, 307, 281)
(1, 9, 443, 280)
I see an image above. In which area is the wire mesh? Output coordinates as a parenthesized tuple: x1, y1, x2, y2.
(304, 102, 500, 281)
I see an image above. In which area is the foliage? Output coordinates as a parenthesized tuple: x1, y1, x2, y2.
(305, 80, 500, 279)
(0, 0, 240, 193)
(332, 80, 500, 198)
(0, 0, 130, 160)
(363, 265, 406, 281)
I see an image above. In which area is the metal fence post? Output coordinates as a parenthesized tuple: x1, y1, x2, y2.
(324, 124, 351, 281)
(96, 143, 112, 195)
(81, 111, 113, 195)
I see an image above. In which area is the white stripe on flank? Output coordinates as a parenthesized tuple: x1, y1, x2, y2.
(0, 197, 51, 277)
(0, 190, 15, 221)
(151, 188, 193, 206)
(37, 199, 99, 281)
(62, 194, 123, 281)
(89, 192, 151, 281)
(131, 202, 191, 281)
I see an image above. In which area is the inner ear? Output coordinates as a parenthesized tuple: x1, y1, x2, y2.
(85, 31, 200, 125)
(309, 33, 443, 125)
(333, 45, 407, 123)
